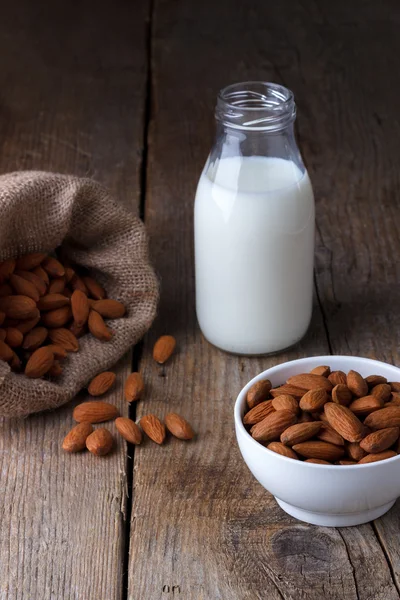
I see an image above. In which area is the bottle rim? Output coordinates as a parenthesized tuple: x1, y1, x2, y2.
(216, 81, 296, 132)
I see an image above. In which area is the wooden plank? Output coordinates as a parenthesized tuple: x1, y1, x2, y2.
(130, 0, 400, 597)
(0, 1, 149, 598)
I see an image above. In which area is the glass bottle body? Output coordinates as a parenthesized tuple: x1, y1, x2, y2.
(194, 83, 315, 355)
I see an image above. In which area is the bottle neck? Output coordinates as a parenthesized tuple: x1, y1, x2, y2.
(216, 82, 296, 133)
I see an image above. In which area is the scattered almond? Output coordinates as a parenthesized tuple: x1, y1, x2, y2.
(124, 372, 144, 403)
(115, 417, 142, 445)
(153, 335, 176, 364)
(62, 422, 93, 452)
(86, 428, 113, 456)
(165, 413, 195, 440)
(73, 401, 118, 423)
(140, 414, 166, 444)
(88, 371, 116, 396)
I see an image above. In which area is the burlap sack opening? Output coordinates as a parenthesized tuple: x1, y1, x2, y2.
(0, 171, 159, 418)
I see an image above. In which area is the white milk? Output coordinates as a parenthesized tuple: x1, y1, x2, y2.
(194, 156, 315, 354)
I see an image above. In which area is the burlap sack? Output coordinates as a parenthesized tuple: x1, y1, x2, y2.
(0, 171, 159, 418)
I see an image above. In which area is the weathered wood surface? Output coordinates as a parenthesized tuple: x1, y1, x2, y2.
(0, 1, 149, 599)
(129, 0, 400, 599)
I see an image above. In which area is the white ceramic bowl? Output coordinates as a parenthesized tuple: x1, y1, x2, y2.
(235, 355, 400, 527)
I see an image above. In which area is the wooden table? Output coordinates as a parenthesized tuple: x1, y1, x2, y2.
(1, 0, 400, 598)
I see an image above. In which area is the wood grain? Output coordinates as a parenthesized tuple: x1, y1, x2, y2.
(0, 1, 149, 598)
(128, 0, 400, 598)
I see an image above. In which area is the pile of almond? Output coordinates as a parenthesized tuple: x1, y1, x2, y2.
(0, 252, 127, 378)
(243, 366, 400, 465)
(62, 335, 195, 457)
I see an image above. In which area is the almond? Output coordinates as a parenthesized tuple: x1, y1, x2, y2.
(347, 370, 368, 398)
(331, 384, 353, 406)
(317, 424, 345, 446)
(271, 394, 299, 414)
(390, 382, 400, 393)
(371, 383, 392, 403)
(71, 274, 89, 295)
(267, 442, 298, 459)
(10, 351, 21, 371)
(365, 406, 400, 430)
(25, 346, 54, 378)
(0, 258, 16, 283)
(0, 284, 12, 298)
(64, 267, 75, 283)
(48, 328, 79, 352)
(48, 360, 63, 377)
(358, 450, 397, 464)
(48, 277, 65, 294)
(73, 401, 118, 423)
(88, 310, 113, 341)
(244, 401, 275, 425)
(0, 340, 13, 362)
(360, 427, 399, 453)
(299, 388, 328, 412)
(115, 417, 142, 445)
(62, 422, 93, 452)
(86, 428, 113, 456)
(5, 327, 23, 348)
(246, 379, 272, 409)
(42, 256, 65, 277)
(165, 413, 195, 440)
(338, 460, 357, 465)
(71, 290, 90, 327)
(287, 373, 333, 392)
(391, 393, 400, 406)
(324, 402, 365, 442)
(22, 327, 48, 350)
(366, 375, 387, 388)
(251, 410, 297, 443)
(292, 441, 344, 461)
(310, 365, 330, 377)
(91, 299, 126, 319)
(32, 265, 49, 285)
(124, 372, 144, 403)
(270, 384, 306, 399)
(88, 371, 116, 396)
(83, 276, 106, 300)
(46, 344, 68, 359)
(10, 274, 40, 302)
(328, 370, 347, 386)
(153, 335, 176, 364)
(15, 253, 46, 271)
(42, 306, 72, 328)
(305, 459, 331, 464)
(37, 294, 70, 311)
(348, 395, 383, 416)
(140, 414, 166, 444)
(346, 442, 367, 462)
(0, 295, 37, 319)
(280, 421, 322, 446)
(15, 311, 40, 334)
(15, 270, 47, 296)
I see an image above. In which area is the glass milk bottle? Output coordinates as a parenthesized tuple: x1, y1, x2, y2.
(194, 82, 315, 355)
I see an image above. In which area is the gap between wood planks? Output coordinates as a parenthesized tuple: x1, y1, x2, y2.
(121, 1, 154, 598)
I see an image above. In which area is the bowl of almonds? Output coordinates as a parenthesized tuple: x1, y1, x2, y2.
(234, 356, 400, 527)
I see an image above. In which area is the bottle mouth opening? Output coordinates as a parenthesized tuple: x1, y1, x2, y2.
(216, 81, 296, 131)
